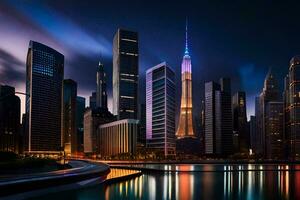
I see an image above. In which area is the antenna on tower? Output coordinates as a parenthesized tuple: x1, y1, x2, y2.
(185, 17, 189, 55)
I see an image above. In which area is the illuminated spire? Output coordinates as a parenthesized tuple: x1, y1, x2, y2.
(185, 18, 189, 56)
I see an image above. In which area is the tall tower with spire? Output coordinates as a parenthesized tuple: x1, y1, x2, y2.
(176, 20, 195, 138)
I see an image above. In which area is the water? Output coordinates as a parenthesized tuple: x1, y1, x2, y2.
(30, 164, 300, 199)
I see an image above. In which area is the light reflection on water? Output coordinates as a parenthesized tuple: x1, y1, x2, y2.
(32, 164, 300, 200)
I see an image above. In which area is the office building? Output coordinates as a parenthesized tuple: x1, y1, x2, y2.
(25, 41, 64, 154)
(96, 119, 139, 157)
(96, 61, 107, 109)
(138, 103, 146, 146)
(232, 91, 249, 153)
(249, 116, 257, 152)
(76, 96, 85, 153)
(62, 79, 77, 156)
(204, 79, 233, 156)
(83, 107, 115, 153)
(0, 85, 21, 153)
(265, 101, 284, 159)
(113, 29, 139, 120)
(256, 71, 280, 157)
(146, 62, 176, 156)
(285, 56, 300, 160)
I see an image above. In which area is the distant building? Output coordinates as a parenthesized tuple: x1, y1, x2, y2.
(89, 92, 97, 110)
(0, 85, 20, 153)
(138, 103, 146, 146)
(25, 41, 64, 154)
(232, 91, 249, 153)
(96, 119, 139, 157)
(62, 79, 77, 156)
(204, 78, 233, 156)
(146, 62, 176, 156)
(113, 29, 139, 120)
(256, 71, 280, 157)
(76, 96, 85, 153)
(265, 101, 284, 159)
(83, 107, 116, 153)
(96, 61, 107, 109)
(284, 56, 300, 160)
(249, 116, 257, 152)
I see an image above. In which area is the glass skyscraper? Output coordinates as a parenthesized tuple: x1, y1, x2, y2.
(146, 62, 176, 156)
(25, 41, 64, 154)
(113, 29, 139, 120)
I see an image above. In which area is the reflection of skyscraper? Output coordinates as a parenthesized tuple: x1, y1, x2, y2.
(113, 29, 139, 120)
(96, 61, 107, 109)
(25, 41, 64, 154)
(0, 85, 20, 153)
(232, 91, 249, 153)
(63, 79, 77, 155)
(176, 21, 195, 139)
(146, 62, 176, 156)
(285, 56, 300, 160)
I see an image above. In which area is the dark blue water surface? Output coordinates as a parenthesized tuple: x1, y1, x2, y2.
(31, 164, 300, 200)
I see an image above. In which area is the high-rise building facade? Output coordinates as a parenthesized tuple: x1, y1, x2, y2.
(76, 96, 85, 153)
(0, 85, 21, 153)
(204, 82, 220, 154)
(232, 91, 249, 153)
(146, 62, 176, 156)
(176, 22, 195, 139)
(285, 56, 300, 160)
(138, 103, 146, 146)
(62, 79, 77, 156)
(25, 41, 64, 154)
(265, 101, 284, 159)
(204, 79, 233, 155)
(96, 62, 107, 109)
(113, 29, 139, 120)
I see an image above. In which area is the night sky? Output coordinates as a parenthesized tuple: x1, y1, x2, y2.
(1, 0, 300, 119)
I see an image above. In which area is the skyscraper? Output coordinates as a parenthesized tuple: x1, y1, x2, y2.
(25, 41, 64, 154)
(62, 79, 77, 156)
(265, 101, 284, 159)
(205, 82, 220, 154)
(176, 21, 195, 139)
(285, 56, 300, 160)
(215, 78, 233, 155)
(76, 96, 85, 153)
(249, 115, 257, 152)
(146, 62, 176, 156)
(204, 79, 233, 155)
(232, 91, 249, 153)
(0, 85, 20, 153)
(113, 29, 139, 120)
(256, 71, 279, 157)
(96, 61, 107, 109)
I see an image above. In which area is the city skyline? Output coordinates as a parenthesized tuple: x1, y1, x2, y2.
(2, 1, 300, 120)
